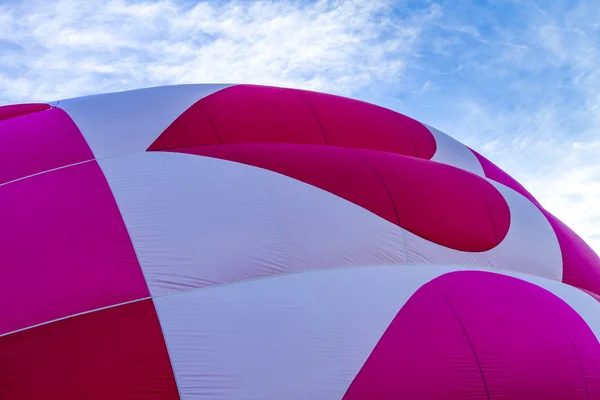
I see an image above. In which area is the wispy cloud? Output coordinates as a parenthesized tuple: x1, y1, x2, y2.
(0, 0, 438, 103)
(1, 0, 599, 251)
(404, 0, 600, 250)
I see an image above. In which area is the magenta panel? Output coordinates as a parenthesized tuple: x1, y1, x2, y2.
(363, 149, 510, 252)
(148, 84, 324, 150)
(0, 103, 50, 121)
(544, 210, 600, 296)
(148, 84, 436, 159)
(0, 161, 149, 335)
(344, 270, 600, 399)
(0, 300, 179, 400)
(298, 88, 436, 158)
(0, 107, 94, 185)
(171, 143, 510, 252)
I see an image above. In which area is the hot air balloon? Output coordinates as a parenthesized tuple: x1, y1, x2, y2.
(1, 83, 599, 399)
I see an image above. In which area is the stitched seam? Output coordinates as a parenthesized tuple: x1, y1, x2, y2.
(355, 151, 409, 263)
(2, 264, 531, 339)
(440, 291, 491, 400)
(473, 183, 500, 244)
(294, 90, 329, 145)
(95, 158, 184, 399)
(205, 110, 222, 144)
(241, 150, 347, 385)
(552, 309, 589, 400)
(355, 152, 400, 225)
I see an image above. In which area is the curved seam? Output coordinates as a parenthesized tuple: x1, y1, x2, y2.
(354, 151, 409, 263)
(230, 143, 248, 164)
(339, 271, 434, 398)
(3, 263, 413, 339)
(205, 110, 222, 144)
(241, 150, 348, 386)
(405, 129, 419, 157)
(152, 262, 550, 299)
(0, 295, 182, 399)
(355, 152, 400, 226)
(439, 291, 491, 400)
(473, 183, 501, 244)
(294, 90, 329, 145)
(1, 264, 535, 339)
(95, 160, 184, 399)
(148, 142, 418, 158)
(151, 299, 184, 400)
(551, 309, 590, 400)
(0, 159, 95, 188)
(0, 297, 150, 338)
(148, 143, 412, 262)
(336, 303, 398, 398)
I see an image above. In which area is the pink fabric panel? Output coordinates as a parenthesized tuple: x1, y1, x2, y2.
(469, 148, 541, 207)
(298, 88, 436, 159)
(0, 103, 50, 121)
(148, 84, 436, 159)
(0, 300, 179, 399)
(147, 99, 221, 150)
(148, 84, 325, 150)
(345, 270, 600, 399)
(0, 108, 94, 185)
(544, 210, 600, 296)
(0, 162, 149, 335)
(172, 143, 510, 252)
(362, 150, 510, 252)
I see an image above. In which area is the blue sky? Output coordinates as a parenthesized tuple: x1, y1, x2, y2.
(1, 0, 599, 252)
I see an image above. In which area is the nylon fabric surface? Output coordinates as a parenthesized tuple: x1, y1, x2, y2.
(0, 83, 599, 399)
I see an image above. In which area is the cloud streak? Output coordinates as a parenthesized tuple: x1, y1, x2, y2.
(0, 0, 438, 102)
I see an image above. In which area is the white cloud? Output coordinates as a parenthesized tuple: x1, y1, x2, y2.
(437, 98, 600, 251)
(0, 0, 438, 103)
(423, 0, 600, 251)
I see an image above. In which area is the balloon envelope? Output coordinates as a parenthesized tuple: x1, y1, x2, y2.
(1, 83, 600, 399)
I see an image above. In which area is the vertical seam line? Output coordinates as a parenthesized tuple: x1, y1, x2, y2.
(205, 111, 222, 144)
(355, 151, 409, 264)
(406, 130, 419, 157)
(440, 291, 491, 400)
(551, 309, 590, 400)
(473, 183, 500, 244)
(294, 91, 329, 145)
(240, 152, 348, 386)
(95, 160, 183, 400)
(355, 152, 401, 226)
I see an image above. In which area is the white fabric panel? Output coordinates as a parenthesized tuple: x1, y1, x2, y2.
(153, 264, 463, 400)
(57, 84, 232, 159)
(294, 264, 464, 387)
(100, 150, 562, 297)
(486, 181, 562, 279)
(99, 151, 408, 297)
(154, 274, 346, 400)
(404, 179, 563, 281)
(425, 123, 485, 176)
(155, 264, 600, 399)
